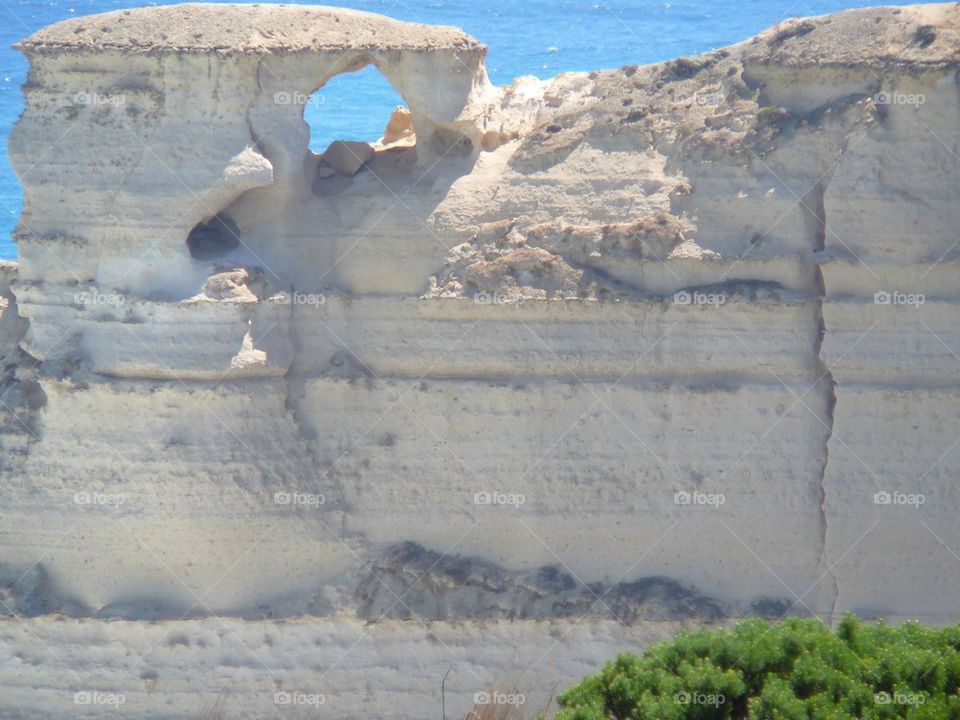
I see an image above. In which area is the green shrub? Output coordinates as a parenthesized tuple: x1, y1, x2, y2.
(755, 106, 792, 129)
(555, 615, 960, 719)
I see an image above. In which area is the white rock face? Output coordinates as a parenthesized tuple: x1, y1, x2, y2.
(2, 3, 960, 717)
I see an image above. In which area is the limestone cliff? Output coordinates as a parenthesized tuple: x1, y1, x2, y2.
(1, 3, 959, 718)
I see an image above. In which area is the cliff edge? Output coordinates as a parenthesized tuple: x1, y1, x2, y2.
(2, 4, 959, 718)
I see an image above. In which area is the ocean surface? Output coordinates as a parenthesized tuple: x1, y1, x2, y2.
(0, 0, 930, 259)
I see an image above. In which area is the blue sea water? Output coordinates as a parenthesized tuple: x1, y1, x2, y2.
(0, 0, 930, 259)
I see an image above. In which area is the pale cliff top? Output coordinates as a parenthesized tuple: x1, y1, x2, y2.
(17, 3, 485, 54)
(16, 2, 960, 66)
(741, 3, 960, 67)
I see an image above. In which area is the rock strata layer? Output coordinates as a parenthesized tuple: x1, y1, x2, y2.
(2, 3, 960, 718)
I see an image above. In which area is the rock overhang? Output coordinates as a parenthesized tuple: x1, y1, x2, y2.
(3, 4, 960, 716)
(8, 2, 495, 298)
(15, 3, 487, 56)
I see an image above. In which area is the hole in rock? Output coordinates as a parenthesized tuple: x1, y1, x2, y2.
(306, 64, 410, 153)
(307, 65, 417, 186)
(186, 213, 241, 261)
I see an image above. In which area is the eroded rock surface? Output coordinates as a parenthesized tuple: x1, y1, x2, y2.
(357, 542, 727, 622)
(2, 3, 960, 718)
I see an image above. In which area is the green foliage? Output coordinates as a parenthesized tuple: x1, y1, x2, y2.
(555, 615, 960, 720)
(755, 106, 792, 129)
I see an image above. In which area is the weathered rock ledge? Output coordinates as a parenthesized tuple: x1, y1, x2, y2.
(2, 3, 960, 718)
(17, 3, 485, 53)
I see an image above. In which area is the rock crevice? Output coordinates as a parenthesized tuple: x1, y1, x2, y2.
(2, 5, 960, 715)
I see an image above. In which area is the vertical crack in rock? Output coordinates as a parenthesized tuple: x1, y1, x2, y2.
(0, 270, 45, 458)
(803, 111, 869, 623)
(282, 293, 312, 445)
(282, 293, 302, 427)
(248, 58, 264, 150)
(806, 176, 839, 623)
(281, 295, 350, 524)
